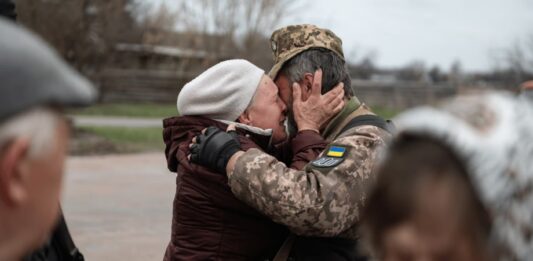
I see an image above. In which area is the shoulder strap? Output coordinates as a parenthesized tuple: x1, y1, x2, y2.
(272, 233, 296, 261)
(337, 114, 395, 138)
(53, 211, 84, 261)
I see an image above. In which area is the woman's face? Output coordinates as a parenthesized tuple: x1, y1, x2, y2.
(244, 75, 288, 144)
(382, 221, 482, 261)
(380, 180, 488, 261)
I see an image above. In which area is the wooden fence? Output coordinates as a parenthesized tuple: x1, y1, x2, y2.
(353, 81, 457, 109)
(97, 69, 458, 109)
(97, 69, 197, 103)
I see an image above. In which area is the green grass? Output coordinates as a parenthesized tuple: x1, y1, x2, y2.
(78, 126, 164, 153)
(373, 106, 401, 119)
(70, 103, 400, 155)
(71, 103, 178, 118)
(70, 102, 401, 120)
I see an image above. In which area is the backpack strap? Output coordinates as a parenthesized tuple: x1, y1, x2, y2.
(272, 233, 296, 261)
(337, 114, 395, 138)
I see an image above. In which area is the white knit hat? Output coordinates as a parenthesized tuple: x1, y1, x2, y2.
(392, 92, 533, 260)
(177, 59, 265, 121)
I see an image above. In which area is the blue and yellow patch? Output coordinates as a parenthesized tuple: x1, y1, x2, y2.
(326, 146, 346, 158)
(311, 146, 347, 168)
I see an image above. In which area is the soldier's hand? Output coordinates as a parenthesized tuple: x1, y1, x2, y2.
(189, 126, 242, 174)
(292, 69, 344, 133)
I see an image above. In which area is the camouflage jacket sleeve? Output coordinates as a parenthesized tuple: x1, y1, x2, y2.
(227, 126, 390, 237)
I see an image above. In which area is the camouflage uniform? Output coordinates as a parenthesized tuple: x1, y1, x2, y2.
(227, 25, 392, 238)
(268, 24, 345, 78)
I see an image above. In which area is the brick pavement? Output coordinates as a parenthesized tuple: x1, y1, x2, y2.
(61, 152, 175, 261)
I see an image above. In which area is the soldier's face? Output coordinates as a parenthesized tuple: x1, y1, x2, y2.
(244, 75, 288, 144)
(275, 74, 298, 137)
(274, 73, 292, 109)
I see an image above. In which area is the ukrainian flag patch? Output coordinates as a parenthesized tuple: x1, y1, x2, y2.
(326, 146, 346, 158)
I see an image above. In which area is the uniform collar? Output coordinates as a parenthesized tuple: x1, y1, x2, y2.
(322, 96, 361, 139)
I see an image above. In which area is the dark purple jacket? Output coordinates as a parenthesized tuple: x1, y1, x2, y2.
(162, 116, 326, 261)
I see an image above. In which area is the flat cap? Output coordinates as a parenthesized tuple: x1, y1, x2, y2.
(0, 18, 96, 122)
(268, 24, 344, 79)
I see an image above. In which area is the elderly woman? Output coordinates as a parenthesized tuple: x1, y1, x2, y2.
(162, 59, 343, 260)
(361, 92, 533, 261)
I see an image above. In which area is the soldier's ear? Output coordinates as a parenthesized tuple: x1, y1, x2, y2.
(301, 73, 314, 99)
(303, 73, 314, 89)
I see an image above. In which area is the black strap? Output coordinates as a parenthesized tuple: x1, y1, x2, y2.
(272, 233, 296, 261)
(337, 114, 395, 138)
(23, 210, 84, 261)
(53, 211, 84, 261)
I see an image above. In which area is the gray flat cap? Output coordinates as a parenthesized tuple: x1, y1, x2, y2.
(0, 18, 96, 122)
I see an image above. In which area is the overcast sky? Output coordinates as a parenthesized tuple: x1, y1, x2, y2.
(152, 0, 533, 72)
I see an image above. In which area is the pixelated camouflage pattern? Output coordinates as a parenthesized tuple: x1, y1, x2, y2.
(268, 24, 345, 78)
(228, 125, 390, 238)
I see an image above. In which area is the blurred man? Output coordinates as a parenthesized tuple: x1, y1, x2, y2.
(0, 18, 95, 261)
(191, 24, 394, 260)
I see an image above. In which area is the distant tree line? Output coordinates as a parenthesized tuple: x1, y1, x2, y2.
(15, 1, 533, 91)
(16, 0, 300, 73)
(16, 0, 143, 76)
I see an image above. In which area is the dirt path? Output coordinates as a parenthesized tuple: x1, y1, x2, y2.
(61, 152, 175, 261)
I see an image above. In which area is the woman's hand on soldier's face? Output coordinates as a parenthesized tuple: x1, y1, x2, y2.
(292, 69, 345, 133)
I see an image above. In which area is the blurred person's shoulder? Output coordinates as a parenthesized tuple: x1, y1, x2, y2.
(439, 91, 527, 133)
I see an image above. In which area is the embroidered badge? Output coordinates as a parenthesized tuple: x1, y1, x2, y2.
(311, 157, 344, 168)
(326, 146, 346, 158)
(311, 146, 346, 168)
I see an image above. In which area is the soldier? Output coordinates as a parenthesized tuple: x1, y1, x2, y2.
(191, 24, 393, 260)
(0, 18, 95, 260)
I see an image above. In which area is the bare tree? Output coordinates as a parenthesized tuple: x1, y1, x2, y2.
(398, 60, 428, 82)
(172, 0, 302, 69)
(140, 2, 179, 45)
(428, 65, 445, 83)
(490, 33, 533, 86)
(16, 0, 144, 74)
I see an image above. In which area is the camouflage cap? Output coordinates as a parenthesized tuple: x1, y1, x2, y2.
(268, 24, 345, 79)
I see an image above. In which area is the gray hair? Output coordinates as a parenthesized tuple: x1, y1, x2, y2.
(0, 108, 61, 159)
(279, 48, 353, 97)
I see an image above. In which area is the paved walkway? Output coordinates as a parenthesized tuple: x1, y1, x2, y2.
(62, 152, 175, 261)
(70, 116, 162, 128)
